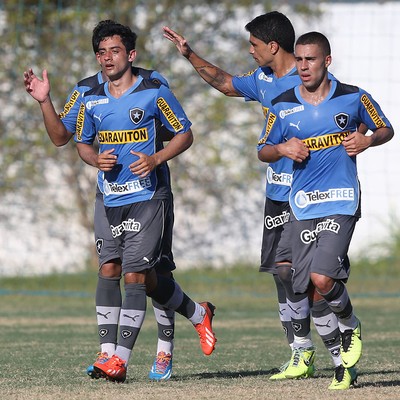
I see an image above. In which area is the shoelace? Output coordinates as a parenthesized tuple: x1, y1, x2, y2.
(279, 361, 290, 372)
(96, 352, 109, 363)
(112, 356, 126, 367)
(154, 352, 171, 373)
(292, 349, 301, 366)
(292, 348, 313, 367)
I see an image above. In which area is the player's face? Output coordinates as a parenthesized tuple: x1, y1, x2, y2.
(248, 34, 274, 67)
(96, 35, 136, 81)
(295, 43, 331, 91)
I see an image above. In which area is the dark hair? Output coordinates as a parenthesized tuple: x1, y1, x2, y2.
(245, 11, 295, 53)
(296, 31, 331, 56)
(92, 20, 137, 54)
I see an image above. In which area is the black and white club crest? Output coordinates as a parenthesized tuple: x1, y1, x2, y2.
(334, 112, 349, 130)
(121, 330, 133, 339)
(95, 238, 103, 255)
(163, 329, 173, 337)
(99, 328, 108, 338)
(292, 322, 302, 333)
(130, 108, 144, 124)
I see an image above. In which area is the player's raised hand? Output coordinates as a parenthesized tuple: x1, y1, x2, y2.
(163, 26, 193, 58)
(23, 68, 50, 104)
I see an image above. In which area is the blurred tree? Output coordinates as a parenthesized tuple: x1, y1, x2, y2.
(1, 0, 319, 269)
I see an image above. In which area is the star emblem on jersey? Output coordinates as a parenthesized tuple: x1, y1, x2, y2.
(334, 112, 349, 130)
(130, 108, 144, 124)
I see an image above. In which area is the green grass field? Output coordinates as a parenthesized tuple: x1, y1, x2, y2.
(0, 266, 399, 399)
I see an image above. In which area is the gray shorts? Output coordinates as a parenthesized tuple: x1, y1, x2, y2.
(291, 214, 357, 294)
(259, 198, 292, 274)
(105, 198, 176, 275)
(94, 188, 120, 266)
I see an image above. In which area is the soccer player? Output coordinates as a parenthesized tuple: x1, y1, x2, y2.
(23, 19, 205, 382)
(74, 20, 216, 382)
(257, 31, 394, 389)
(163, 12, 344, 379)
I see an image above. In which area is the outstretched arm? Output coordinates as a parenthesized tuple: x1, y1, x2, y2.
(163, 26, 239, 97)
(23, 68, 72, 146)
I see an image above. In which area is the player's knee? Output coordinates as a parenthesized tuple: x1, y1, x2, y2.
(311, 272, 334, 294)
(276, 262, 292, 284)
(100, 259, 122, 278)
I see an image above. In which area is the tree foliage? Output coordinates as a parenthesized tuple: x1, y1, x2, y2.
(1, 0, 318, 268)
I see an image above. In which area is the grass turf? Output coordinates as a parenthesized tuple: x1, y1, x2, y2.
(0, 266, 399, 399)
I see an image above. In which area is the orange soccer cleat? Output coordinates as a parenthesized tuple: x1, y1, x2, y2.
(194, 302, 217, 356)
(93, 354, 127, 382)
(86, 352, 109, 379)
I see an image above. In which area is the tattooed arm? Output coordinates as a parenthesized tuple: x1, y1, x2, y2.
(163, 26, 239, 97)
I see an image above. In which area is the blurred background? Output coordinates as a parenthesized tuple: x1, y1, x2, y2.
(1, 0, 399, 281)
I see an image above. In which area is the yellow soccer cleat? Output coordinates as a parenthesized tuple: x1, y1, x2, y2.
(284, 347, 316, 379)
(328, 365, 358, 390)
(341, 320, 362, 368)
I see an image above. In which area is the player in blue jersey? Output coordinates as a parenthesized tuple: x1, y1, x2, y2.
(23, 20, 184, 381)
(73, 20, 216, 382)
(258, 31, 394, 389)
(163, 12, 346, 380)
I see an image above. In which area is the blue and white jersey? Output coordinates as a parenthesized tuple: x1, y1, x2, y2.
(232, 67, 301, 201)
(59, 67, 169, 195)
(59, 72, 102, 133)
(75, 76, 191, 207)
(59, 67, 169, 134)
(258, 80, 392, 220)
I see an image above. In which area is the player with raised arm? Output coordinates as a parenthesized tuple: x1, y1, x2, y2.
(23, 19, 189, 382)
(163, 12, 347, 380)
(74, 20, 216, 382)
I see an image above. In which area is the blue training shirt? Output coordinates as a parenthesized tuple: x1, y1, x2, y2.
(75, 76, 192, 207)
(59, 67, 169, 134)
(232, 66, 301, 201)
(258, 79, 392, 220)
(59, 67, 170, 195)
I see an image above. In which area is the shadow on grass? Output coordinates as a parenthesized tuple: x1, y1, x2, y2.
(355, 369, 400, 388)
(170, 368, 279, 380)
(162, 367, 400, 388)
(304, 368, 400, 389)
(357, 380, 400, 388)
